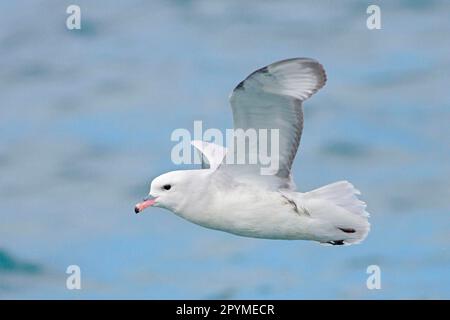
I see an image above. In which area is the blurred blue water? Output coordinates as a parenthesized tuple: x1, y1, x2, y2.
(0, 0, 449, 299)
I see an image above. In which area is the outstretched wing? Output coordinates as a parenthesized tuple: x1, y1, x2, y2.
(227, 58, 326, 181)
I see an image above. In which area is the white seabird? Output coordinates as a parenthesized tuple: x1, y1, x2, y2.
(135, 58, 370, 245)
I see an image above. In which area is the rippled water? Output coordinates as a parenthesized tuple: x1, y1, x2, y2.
(0, 0, 449, 299)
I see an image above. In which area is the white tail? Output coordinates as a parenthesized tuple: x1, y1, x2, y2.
(303, 181, 370, 245)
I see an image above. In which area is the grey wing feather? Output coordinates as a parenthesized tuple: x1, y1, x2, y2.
(227, 58, 326, 182)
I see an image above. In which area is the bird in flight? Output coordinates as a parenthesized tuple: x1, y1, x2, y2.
(135, 58, 370, 245)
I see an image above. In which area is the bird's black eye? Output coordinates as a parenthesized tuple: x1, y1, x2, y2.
(163, 184, 171, 191)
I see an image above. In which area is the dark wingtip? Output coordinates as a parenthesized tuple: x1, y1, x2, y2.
(333, 240, 345, 245)
(134, 206, 140, 214)
(338, 227, 356, 233)
(235, 80, 244, 90)
(327, 240, 345, 246)
(234, 65, 269, 92)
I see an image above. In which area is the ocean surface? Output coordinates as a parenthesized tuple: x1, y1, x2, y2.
(0, 0, 449, 299)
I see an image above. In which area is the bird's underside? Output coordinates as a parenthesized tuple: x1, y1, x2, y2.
(180, 172, 370, 245)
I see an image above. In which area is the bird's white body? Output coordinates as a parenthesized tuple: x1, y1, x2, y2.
(177, 180, 319, 240)
(147, 169, 369, 245)
(136, 58, 370, 245)
(172, 171, 304, 239)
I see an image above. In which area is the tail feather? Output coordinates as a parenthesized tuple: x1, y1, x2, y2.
(306, 180, 369, 218)
(304, 181, 370, 245)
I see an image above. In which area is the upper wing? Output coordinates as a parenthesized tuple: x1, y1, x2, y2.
(226, 58, 326, 182)
(191, 140, 227, 170)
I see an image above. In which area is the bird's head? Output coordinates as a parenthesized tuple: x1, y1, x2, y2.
(134, 170, 204, 214)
